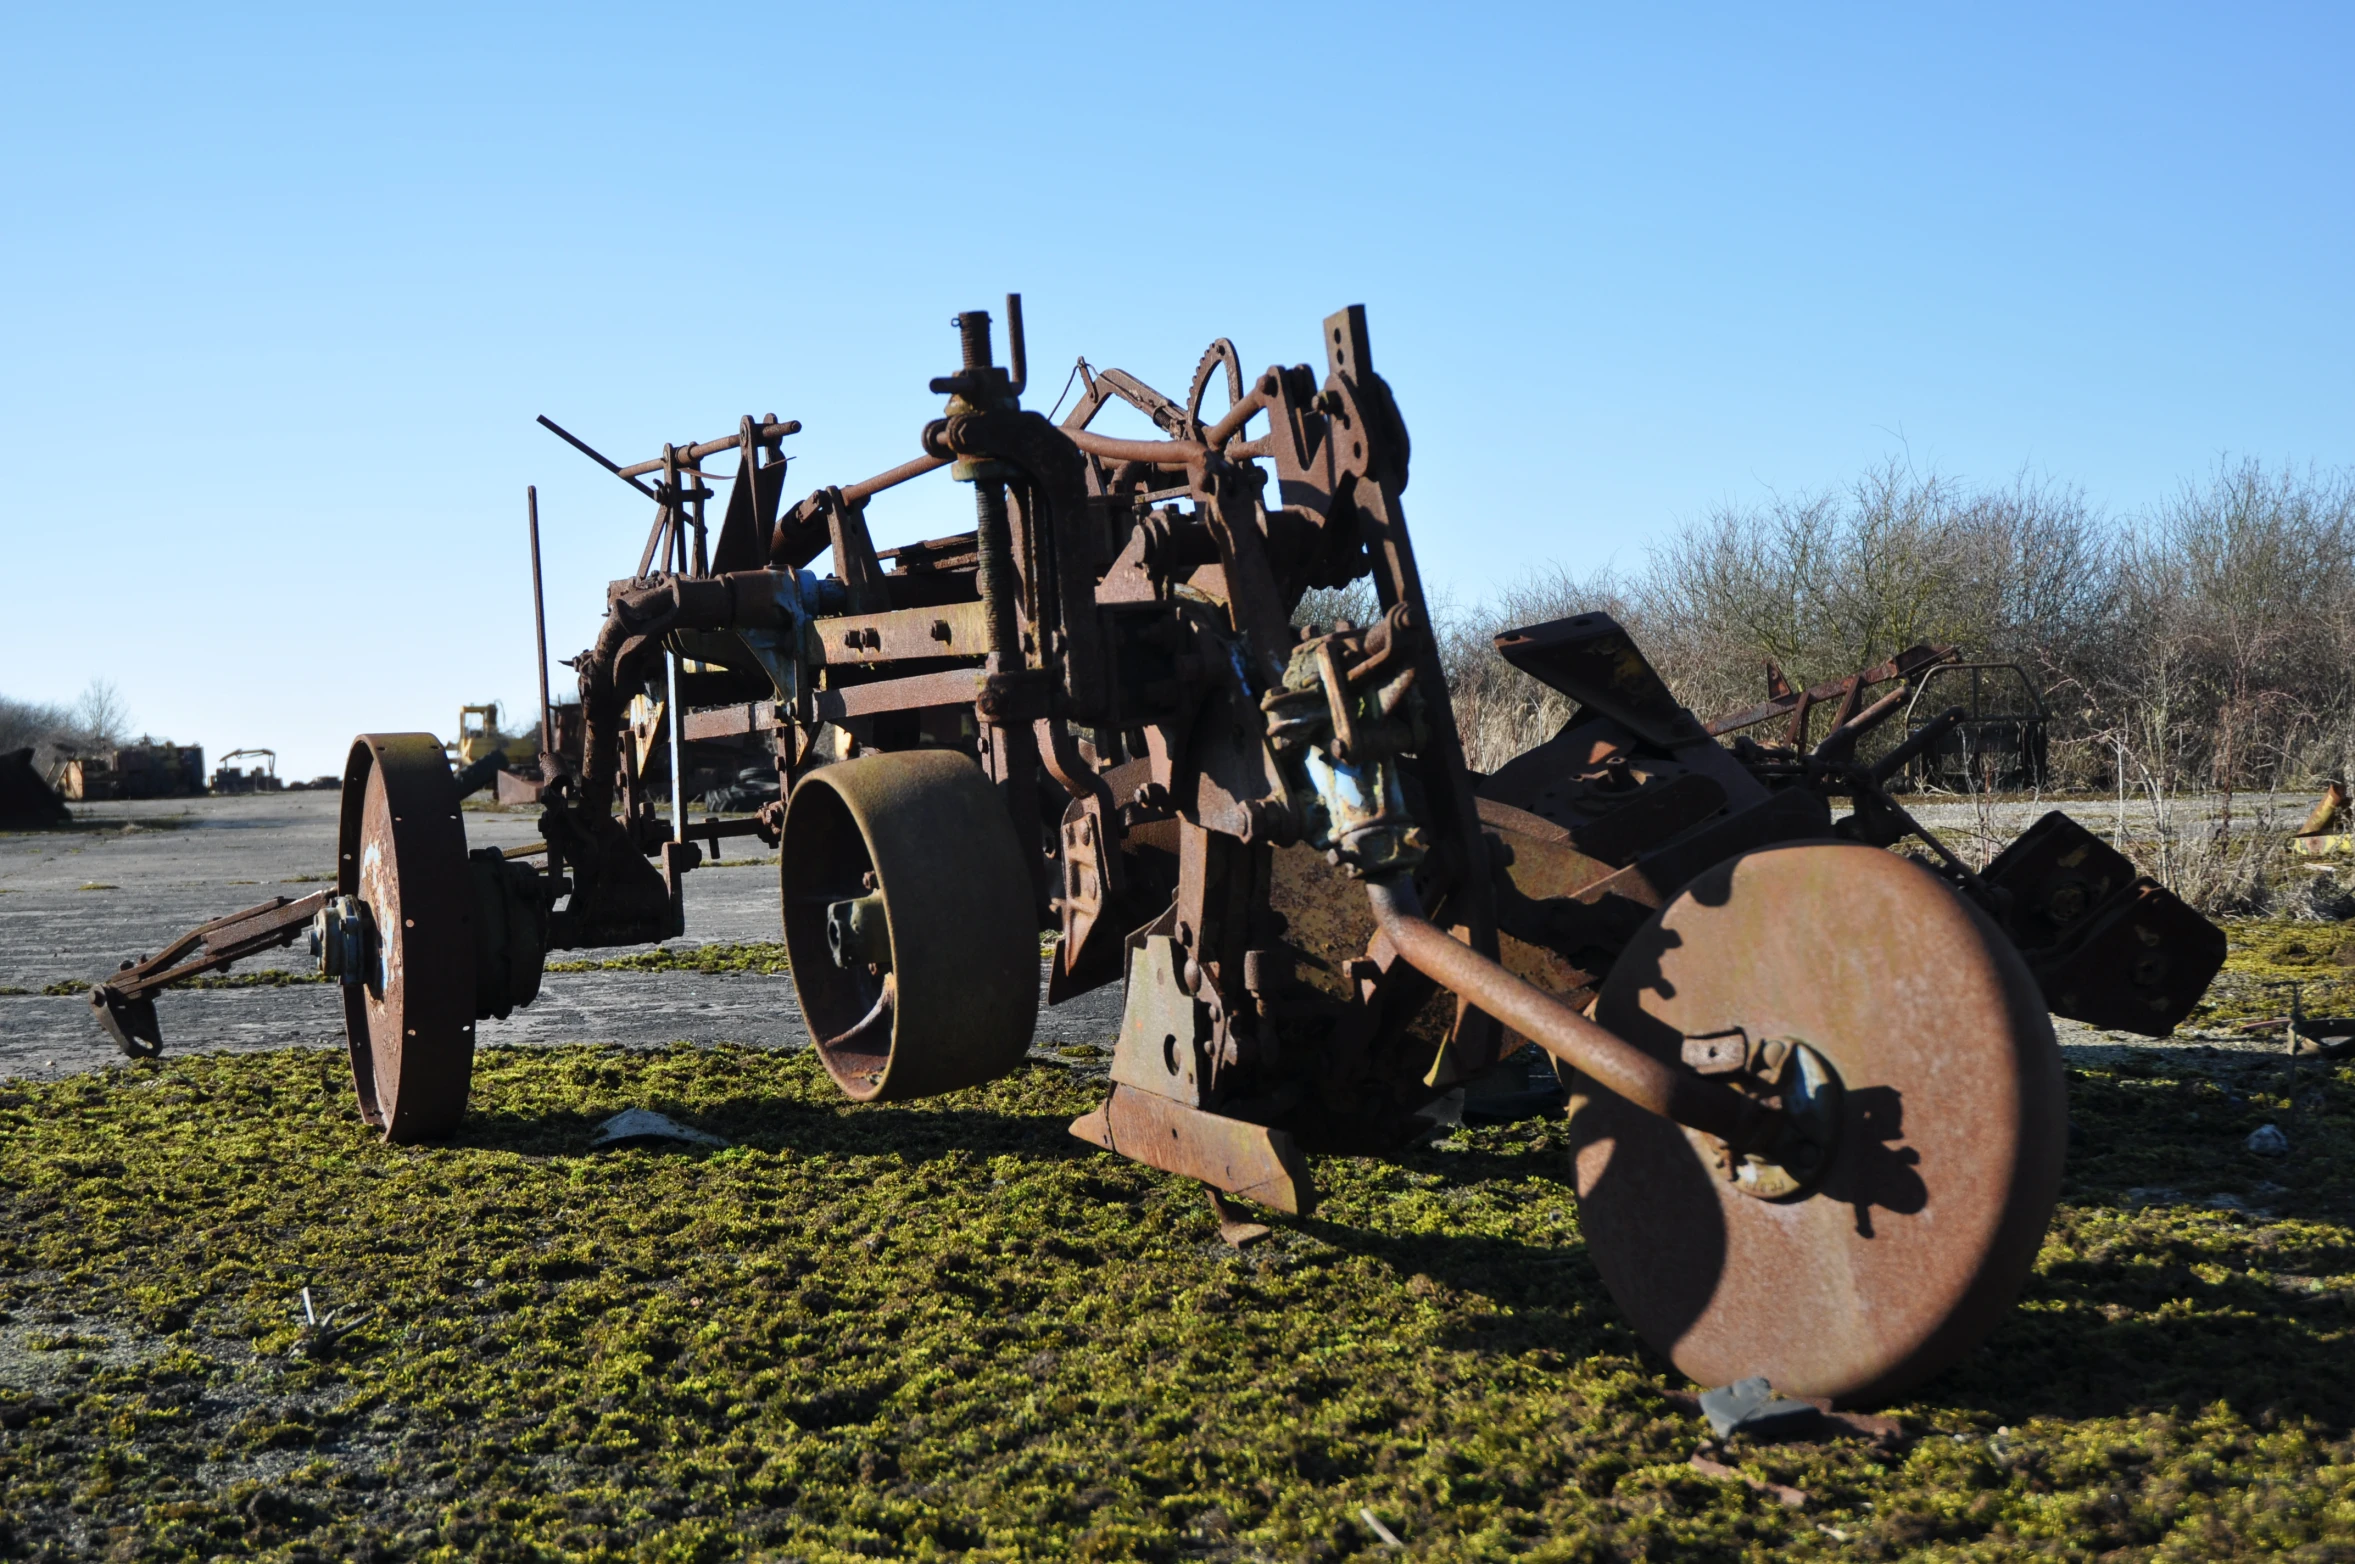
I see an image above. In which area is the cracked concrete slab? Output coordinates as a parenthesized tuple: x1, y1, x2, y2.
(2, 792, 1122, 1081)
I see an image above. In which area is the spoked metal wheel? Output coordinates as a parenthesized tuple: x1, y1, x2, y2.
(780, 750, 1038, 1102)
(1569, 842, 2065, 1403)
(337, 734, 476, 1142)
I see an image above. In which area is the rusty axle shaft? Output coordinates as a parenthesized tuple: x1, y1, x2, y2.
(1363, 876, 1788, 1155)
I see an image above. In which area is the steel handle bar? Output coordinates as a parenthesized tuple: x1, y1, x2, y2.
(615, 420, 802, 479)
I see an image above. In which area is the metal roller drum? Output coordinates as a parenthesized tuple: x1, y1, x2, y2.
(780, 749, 1039, 1102)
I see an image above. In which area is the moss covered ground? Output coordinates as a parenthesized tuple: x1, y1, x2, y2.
(2191, 919, 2355, 1028)
(4, 1033, 2355, 1561)
(547, 945, 792, 978)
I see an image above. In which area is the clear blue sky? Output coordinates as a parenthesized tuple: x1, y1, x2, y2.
(3, 3, 2348, 778)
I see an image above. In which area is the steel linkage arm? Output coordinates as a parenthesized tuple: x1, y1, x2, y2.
(1362, 876, 1795, 1158)
(88, 891, 332, 1059)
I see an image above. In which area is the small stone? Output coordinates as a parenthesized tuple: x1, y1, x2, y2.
(590, 1108, 729, 1149)
(2247, 1123, 2290, 1157)
(1699, 1376, 1823, 1439)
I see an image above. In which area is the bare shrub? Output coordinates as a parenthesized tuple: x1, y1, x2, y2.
(0, 681, 133, 774)
(1429, 456, 2354, 913)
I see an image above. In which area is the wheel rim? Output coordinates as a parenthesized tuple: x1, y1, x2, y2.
(338, 734, 476, 1142)
(781, 750, 1038, 1102)
(1571, 842, 2064, 1402)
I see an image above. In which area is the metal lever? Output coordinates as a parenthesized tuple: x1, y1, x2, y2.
(1004, 292, 1025, 397)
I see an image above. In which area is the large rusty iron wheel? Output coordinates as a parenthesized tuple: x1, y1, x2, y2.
(780, 750, 1037, 1102)
(337, 734, 476, 1142)
(1569, 842, 2065, 1404)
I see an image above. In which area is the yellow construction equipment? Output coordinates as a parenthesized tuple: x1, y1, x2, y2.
(451, 704, 538, 770)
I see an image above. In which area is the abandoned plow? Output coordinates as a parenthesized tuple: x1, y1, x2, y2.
(91, 299, 2227, 1402)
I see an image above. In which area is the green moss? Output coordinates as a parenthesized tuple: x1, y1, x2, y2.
(2189, 918, 2355, 1027)
(3, 1045, 2355, 1559)
(40, 970, 328, 997)
(548, 942, 790, 976)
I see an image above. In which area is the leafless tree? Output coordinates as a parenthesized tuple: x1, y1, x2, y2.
(72, 679, 130, 751)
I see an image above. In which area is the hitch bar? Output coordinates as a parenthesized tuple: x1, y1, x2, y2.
(88, 891, 331, 1059)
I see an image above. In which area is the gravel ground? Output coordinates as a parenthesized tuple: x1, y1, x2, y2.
(1900, 788, 2316, 842)
(0, 788, 2285, 1083)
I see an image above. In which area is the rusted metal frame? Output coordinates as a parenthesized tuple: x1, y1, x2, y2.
(819, 489, 891, 614)
(942, 408, 1109, 719)
(689, 447, 710, 578)
(939, 310, 1050, 899)
(571, 573, 769, 820)
(1036, 715, 1128, 962)
(1781, 685, 1816, 748)
(613, 418, 800, 478)
(971, 478, 1021, 673)
(1083, 367, 1191, 435)
(1188, 338, 1246, 439)
(812, 668, 985, 724)
(680, 700, 778, 743)
(843, 452, 951, 506)
(1363, 877, 1789, 1155)
(708, 420, 785, 575)
(1206, 387, 1272, 450)
(1172, 819, 1259, 1083)
(636, 446, 681, 580)
(680, 815, 771, 850)
(1066, 426, 1206, 467)
(1311, 305, 1501, 1070)
(1811, 686, 1908, 764)
(1198, 463, 1297, 687)
(1823, 670, 1866, 732)
(527, 486, 556, 772)
(773, 456, 957, 572)
(1061, 353, 1268, 463)
(1706, 643, 1959, 737)
(1791, 673, 1860, 749)
(1057, 358, 1107, 430)
(1062, 415, 1272, 473)
(1003, 477, 1045, 666)
(811, 599, 991, 666)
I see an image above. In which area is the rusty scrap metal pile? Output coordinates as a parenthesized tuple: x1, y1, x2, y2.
(90, 300, 2228, 1403)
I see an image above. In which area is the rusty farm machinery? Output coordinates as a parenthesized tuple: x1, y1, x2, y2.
(88, 300, 2227, 1402)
